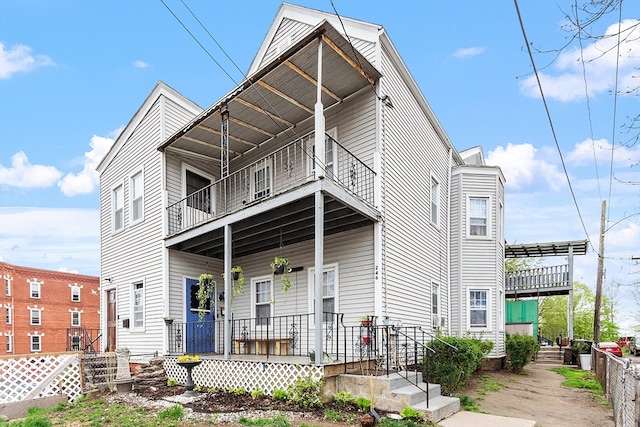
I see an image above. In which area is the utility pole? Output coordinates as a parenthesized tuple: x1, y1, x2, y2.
(593, 200, 606, 343)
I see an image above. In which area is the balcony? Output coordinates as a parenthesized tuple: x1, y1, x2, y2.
(505, 264, 571, 297)
(167, 132, 375, 238)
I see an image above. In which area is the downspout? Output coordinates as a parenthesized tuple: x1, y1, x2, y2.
(446, 149, 452, 335)
(161, 100, 170, 356)
(457, 170, 464, 336)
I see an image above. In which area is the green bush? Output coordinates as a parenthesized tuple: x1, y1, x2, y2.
(332, 390, 354, 407)
(399, 406, 422, 421)
(355, 396, 371, 412)
(506, 334, 540, 373)
(272, 388, 289, 401)
(287, 376, 323, 408)
(422, 336, 493, 395)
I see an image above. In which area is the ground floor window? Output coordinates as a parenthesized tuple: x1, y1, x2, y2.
(308, 264, 338, 322)
(469, 289, 488, 328)
(31, 335, 41, 352)
(252, 277, 272, 326)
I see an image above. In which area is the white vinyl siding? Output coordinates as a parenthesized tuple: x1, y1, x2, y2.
(130, 169, 144, 224)
(100, 87, 200, 356)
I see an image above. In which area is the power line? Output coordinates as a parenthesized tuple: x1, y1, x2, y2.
(513, 0, 595, 253)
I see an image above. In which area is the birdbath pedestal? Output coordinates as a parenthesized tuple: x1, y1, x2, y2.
(177, 360, 202, 397)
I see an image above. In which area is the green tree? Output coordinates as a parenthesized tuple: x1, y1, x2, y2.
(539, 282, 619, 341)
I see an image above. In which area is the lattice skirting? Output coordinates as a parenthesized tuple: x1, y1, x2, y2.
(0, 353, 83, 404)
(164, 358, 324, 394)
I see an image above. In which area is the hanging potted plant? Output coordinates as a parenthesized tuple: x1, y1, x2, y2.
(270, 257, 292, 291)
(231, 266, 245, 296)
(196, 273, 215, 322)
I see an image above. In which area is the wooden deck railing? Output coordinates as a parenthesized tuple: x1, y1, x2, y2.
(506, 264, 570, 293)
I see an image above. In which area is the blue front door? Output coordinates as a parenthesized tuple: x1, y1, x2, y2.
(185, 278, 216, 354)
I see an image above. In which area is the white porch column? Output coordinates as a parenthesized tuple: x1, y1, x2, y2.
(314, 191, 324, 365)
(224, 224, 232, 359)
(567, 243, 574, 340)
(314, 37, 326, 179)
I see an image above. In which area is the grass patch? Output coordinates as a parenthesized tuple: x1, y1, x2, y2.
(238, 415, 291, 427)
(456, 394, 480, 412)
(551, 366, 608, 406)
(476, 375, 504, 395)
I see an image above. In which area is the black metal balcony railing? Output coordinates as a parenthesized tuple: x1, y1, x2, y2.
(167, 132, 375, 236)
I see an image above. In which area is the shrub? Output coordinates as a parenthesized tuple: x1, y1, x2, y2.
(506, 334, 540, 373)
(272, 388, 289, 401)
(422, 336, 493, 395)
(252, 388, 264, 399)
(287, 375, 323, 408)
(399, 406, 422, 421)
(166, 377, 178, 386)
(332, 390, 354, 407)
(355, 396, 371, 412)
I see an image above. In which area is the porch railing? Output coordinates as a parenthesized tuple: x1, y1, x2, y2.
(505, 264, 570, 294)
(66, 327, 101, 354)
(167, 312, 343, 359)
(167, 132, 375, 236)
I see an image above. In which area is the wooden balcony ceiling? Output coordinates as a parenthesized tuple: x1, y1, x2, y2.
(505, 240, 588, 258)
(168, 194, 373, 259)
(159, 21, 382, 161)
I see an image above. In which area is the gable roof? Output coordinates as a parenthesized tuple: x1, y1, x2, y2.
(96, 81, 202, 174)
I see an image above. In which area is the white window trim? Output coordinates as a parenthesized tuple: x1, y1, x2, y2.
(498, 199, 504, 245)
(70, 310, 81, 327)
(181, 163, 215, 212)
(71, 285, 81, 302)
(30, 280, 41, 299)
(467, 288, 491, 331)
(112, 181, 125, 234)
(129, 168, 145, 225)
(30, 308, 42, 325)
(250, 276, 273, 328)
(250, 159, 273, 201)
(30, 334, 42, 352)
(131, 280, 145, 331)
(6, 334, 12, 353)
(431, 280, 440, 328)
(307, 263, 339, 327)
(5, 305, 12, 325)
(466, 195, 492, 239)
(430, 174, 440, 228)
(4, 275, 11, 296)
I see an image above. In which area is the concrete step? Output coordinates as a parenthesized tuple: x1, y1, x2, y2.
(391, 382, 441, 406)
(411, 395, 461, 423)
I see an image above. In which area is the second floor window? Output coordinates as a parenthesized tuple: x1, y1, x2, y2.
(31, 309, 41, 325)
(186, 170, 212, 213)
(431, 177, 440, 225)
(113, 184, 124, 231)
(469, 197, 488, 237)
(6, 335, 12, 353)
(130, 171, 144, 222)
(5, 307, 11, 324)
(251, 160, 272, 200)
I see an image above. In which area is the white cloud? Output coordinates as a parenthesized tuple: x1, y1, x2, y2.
(486, 143, 566, 191)
(452, 47, 486, 58)
(520, 19, 640, 101)
(0, 151, 62, 188)
(0, 42, 55, 79)
(0, 207, 99, 276)
(567, 138, 640, 168)
(58, 135, 115, 196)
(133, 60, 148, 69)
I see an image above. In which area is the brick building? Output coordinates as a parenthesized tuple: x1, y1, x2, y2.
(1, 262, 100, 355)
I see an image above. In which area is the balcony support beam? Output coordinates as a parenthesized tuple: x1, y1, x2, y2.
(314, 190, 324, 365)
(224, 224, 232, 359)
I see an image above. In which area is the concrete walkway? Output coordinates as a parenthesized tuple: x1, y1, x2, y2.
(438, 411, 537, 427)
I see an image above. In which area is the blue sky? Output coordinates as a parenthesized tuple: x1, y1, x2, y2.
(1, 1, 638, 332)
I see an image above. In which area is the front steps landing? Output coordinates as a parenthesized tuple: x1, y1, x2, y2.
(336, 371, 460, 422)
